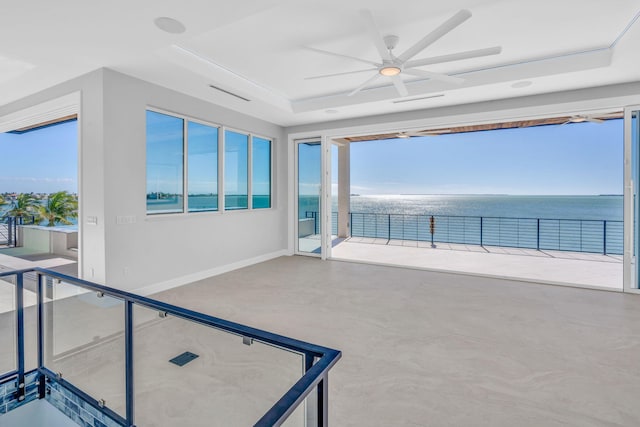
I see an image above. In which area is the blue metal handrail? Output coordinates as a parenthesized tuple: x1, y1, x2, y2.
(0, 268, 341, 427)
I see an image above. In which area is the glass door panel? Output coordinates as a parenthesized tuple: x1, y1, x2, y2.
(297, 141, 322, 254)
(624, 108, 639, 291)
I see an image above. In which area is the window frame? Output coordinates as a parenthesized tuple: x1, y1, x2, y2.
(186, 119, 220, 214)
(145, 109, 187, 215)
(145, 107, 273, 218)
(250, 134, 273, 210)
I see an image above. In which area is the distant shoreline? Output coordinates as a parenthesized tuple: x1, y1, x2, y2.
(389, 194, 625, 197)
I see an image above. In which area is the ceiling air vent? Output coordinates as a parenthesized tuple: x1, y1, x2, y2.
(392, 94, 444, 104)
(208, 84, 251, 102)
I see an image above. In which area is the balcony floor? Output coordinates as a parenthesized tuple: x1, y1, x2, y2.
(332, 237, 623, 290)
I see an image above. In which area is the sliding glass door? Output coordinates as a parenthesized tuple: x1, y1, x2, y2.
(296, 140, 323, 255)
(624, 107, 640, 292)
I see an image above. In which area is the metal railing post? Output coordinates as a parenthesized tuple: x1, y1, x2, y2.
(15, 272, 25, 402)
(349, 212, 352, 237)
(536, 219, 540, 251)
(37, 273, 45, 399)
(125, 300, 135, 427)
(388, 214, 391, 240)
(603, 220, 607, 255)
(480, 217, 483, 246)
(318, 375, 328, 427)
(8, 217, 14, 247)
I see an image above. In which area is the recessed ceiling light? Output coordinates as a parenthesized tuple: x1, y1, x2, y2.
(511, 80, 532, 88)
(154, 17, 186, 34)
(325, 109, 339, 114)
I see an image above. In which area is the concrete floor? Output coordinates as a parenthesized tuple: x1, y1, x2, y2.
(152, 256, 640, 427)
(333, 238, 623, 290)
(3, 255, 640, 426)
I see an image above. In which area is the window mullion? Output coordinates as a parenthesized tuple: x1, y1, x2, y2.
(220, 126, 226, 212)
(183, 119, 188, 213)
(248, 134, 253, 210)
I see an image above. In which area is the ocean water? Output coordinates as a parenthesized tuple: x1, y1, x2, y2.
(299, 194, 623, 221)
(349, 194, 623, 220)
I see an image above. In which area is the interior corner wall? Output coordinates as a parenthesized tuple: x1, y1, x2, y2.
(101, 69, 288, 292)
(0, 70, 107, 284)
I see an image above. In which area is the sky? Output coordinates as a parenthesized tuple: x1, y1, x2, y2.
(0, 119, 77, 193)
(0, 115, 623, 197)
(146, 111, 270, 197)
(338, 119, 624, 196)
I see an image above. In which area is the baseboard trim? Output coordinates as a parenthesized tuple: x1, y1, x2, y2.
(137, 249, 290, 296)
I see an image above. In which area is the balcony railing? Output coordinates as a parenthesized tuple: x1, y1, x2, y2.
(0, 215, 37, 247)
(349, 212, 623, 255)
(303, 211, 623, 255)
(0, 268, 341, 426)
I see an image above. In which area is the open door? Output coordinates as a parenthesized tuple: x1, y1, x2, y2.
(624, 107, 640, 293)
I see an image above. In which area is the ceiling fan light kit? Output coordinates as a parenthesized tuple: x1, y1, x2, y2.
(304, 8, 502, 98)
(380, 66, 402, 76)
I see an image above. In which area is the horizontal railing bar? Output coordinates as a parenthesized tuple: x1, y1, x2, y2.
(33, 268, 333, 358)
(255, 349, 341, 427)
(349, 211, 623, 223)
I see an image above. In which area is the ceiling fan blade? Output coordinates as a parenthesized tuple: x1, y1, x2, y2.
(348, 73, 381, 97)
(405, 46, 502, 68)
(403, 68, 464, 85)
(398, 9, 472, 63)
(391, 75, 408, 97)
(360, 10, 392, 61)
(586, 117, 605, 124)
(303, 46, 380, 67)
(305, 68, 378, 80)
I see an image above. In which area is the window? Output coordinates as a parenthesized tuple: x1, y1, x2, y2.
(224, 130, 248, 210)
(146, 109, 272, 214)
(146, 111, 184, 214)
(188, 121, 218, 212)
(252, 137, 271, 209)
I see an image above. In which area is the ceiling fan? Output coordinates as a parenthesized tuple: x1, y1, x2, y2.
(304, 9, 502, 98)
(562, 115, 605, 125)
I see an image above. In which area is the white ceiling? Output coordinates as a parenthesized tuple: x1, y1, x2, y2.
(2, 0, 640, 126)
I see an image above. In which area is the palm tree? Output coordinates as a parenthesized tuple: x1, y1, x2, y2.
(39, 191, 78, 227)
(4, 193, 39, 219)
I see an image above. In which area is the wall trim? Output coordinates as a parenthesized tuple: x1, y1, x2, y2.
(136, 249, 290, 296)
(0, 92, 80, 133)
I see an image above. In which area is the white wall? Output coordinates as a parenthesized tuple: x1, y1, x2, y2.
(100, 70, 288, 292)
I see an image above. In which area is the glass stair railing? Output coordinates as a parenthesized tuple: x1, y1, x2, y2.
(0, 268, 341, 426)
